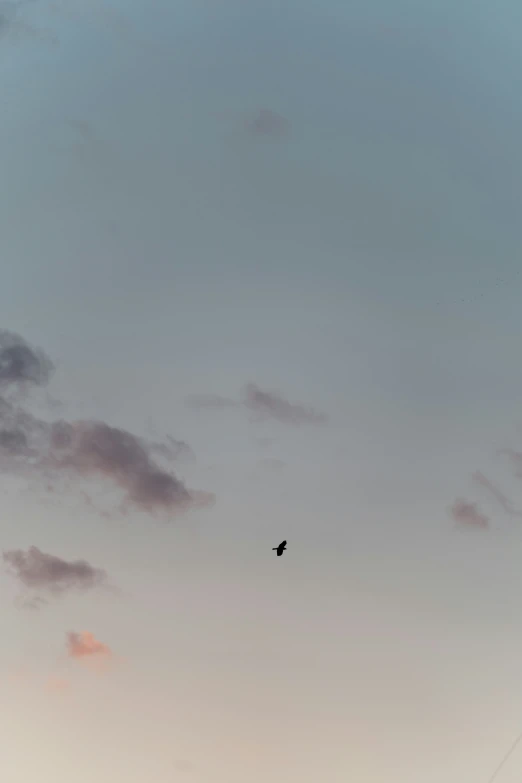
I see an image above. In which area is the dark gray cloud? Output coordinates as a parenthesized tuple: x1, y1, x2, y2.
(0, 328, 212, 517)
(472, 471, 522, 518)
(0, 330, 53, 468)
(450, 498, 489, 530)
(0, 329, 53, 389)
(0, 427, 30, 454)
(3, 546, 108, 593)
(242, 384, 328, 426)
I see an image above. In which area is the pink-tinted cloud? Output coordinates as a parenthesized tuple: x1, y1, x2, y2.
(6, 667, 71, 697)
(3, 546, 108, 595)
(450, 498, 489, 530)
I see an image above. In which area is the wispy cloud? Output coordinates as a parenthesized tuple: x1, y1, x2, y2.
(472, 471, 522, 518)
(246, 108, 290, 137)
(186, 383, 328, 427)
(0, 0, 57, 46)
(498, 448, 522, 478)
(450, 498, 489, 530)
(6, 667, 70, 696)
(149, 435, 194, 462)
(14, 595, 49, 611)
(243, 383, 328, 426)
(255, 458, 286, 475)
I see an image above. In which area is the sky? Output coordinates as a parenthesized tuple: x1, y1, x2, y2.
(2, 0, 522, 781)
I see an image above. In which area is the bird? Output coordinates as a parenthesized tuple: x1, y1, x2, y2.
(272, 540, 287, 557)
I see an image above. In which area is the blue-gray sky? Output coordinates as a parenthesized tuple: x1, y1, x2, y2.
(2, 1, 522, 781)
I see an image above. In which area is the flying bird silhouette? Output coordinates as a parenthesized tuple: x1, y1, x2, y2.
(272, 540, 287, 557)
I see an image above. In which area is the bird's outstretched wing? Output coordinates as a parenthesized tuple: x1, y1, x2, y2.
(280, 540, 287, 547)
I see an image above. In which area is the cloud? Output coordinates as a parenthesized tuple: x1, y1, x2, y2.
(257, 458, 286, 474)
(3, 546, 108, 594)
(0, 327, 213, 518)
(0, 427, 30, 454)
(186, 384, 328, 427)
(0, 329, 53, 390)
(14, 595, 49, 611)
(255, 436, 277, 449)
(0, 410, 47, 472)
(149, 435, 194, 462)
(242, 384, 328, 426)
(472, 471, 522, 518)
(450, 498, 489, 530)
(48, 420, 210, 514)
(67, 631, 112, 660)
(247, 457, 286, 483)
(0, 330, 54, 470)
(246, 108, 290, 137)
(0, 1, 36, 39)
(5, 667, 71, 695)
(498, 448, 522, 478)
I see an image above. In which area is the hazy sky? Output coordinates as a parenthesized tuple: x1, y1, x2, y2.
(2, 1, 522, 782)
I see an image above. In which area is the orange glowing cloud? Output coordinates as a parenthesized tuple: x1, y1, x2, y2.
(67, 631, 111, 659)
